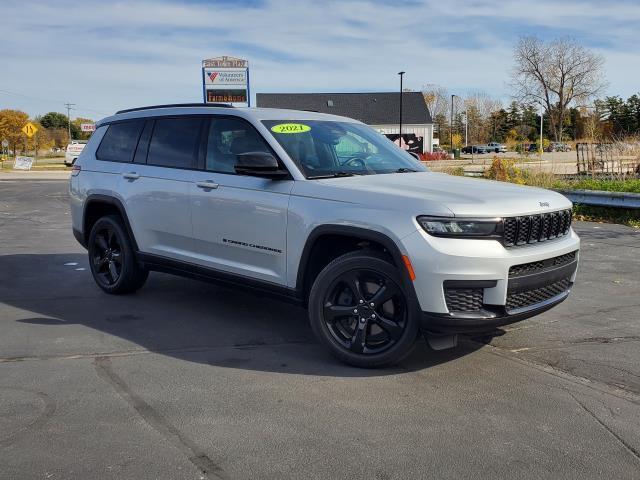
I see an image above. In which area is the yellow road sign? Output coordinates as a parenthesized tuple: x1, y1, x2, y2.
(22, 122, 38, 138)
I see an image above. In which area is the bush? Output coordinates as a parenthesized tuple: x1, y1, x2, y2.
(442, 166, 465, 176)
(483, 156, 525, 184)
(420, 152, 450, 161)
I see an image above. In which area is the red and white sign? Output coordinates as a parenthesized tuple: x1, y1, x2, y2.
(204, 69, 247, 85)
(81, 123, 96, 132)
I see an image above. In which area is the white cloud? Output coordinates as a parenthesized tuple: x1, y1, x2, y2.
(0, 0, 638, 119)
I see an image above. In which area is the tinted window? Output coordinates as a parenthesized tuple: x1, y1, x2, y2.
(205, 117, 271, 174)
(133, 120, 154, 164)
(96, 120, 144, 162)
(147, 117, 202, 169)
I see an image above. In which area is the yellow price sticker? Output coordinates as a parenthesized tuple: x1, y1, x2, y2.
(270, 123, 311, 134)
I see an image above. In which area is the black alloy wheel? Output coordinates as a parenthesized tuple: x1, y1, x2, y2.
(88, 215, 148, 294)
(309, 251, 420, 368)
(91, 225, 123, 287)
(323, 269, 407, 355)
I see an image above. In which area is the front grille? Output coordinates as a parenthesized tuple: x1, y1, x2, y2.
(503, 209, 572, 247)
(506, 277, 571, 312)
(509, 251, 577, 278)
(444, 288, 483, 313)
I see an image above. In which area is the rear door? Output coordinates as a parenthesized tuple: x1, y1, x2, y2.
(118, 115, 204, 261)
(189, 116, 293, 285)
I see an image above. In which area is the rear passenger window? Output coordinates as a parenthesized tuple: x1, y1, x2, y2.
(96, 120, 144, 162)
(205, 117, 272, 174)
(147, 117, 202, 169)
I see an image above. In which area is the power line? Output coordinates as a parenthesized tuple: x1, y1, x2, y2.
(0, 88, 111, 116)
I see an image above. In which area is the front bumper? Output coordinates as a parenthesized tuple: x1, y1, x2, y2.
(421, 287, 571, 334)
(401, 226, 580, 334)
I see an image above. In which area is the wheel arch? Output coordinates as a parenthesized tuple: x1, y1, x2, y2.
(82, 195, 139, 251)
(296, 225, 419, 308)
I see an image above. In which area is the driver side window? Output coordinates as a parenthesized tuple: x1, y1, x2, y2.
(205, 117, 271, 174)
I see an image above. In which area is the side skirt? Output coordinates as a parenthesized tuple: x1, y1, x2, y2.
(137, 252, 305, 306)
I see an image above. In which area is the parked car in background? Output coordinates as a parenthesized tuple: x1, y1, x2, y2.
(547, 142, 571, 152)
(462, 145, 488, 154)
(65, 141, 87, 166)
(486, 142, 507, 153)
(527, 143, 540, 152)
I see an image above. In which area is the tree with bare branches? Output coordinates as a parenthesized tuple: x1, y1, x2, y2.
(511, 36, 607, 142)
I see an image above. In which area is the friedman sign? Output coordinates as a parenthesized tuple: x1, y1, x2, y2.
(202, 56, 250, 107)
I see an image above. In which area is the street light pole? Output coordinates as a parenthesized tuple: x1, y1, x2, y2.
(450, 94, 457, 153)
(463, 111, 468, 147)
(539, 106, 544, 155)
(398, 71, 405, 149)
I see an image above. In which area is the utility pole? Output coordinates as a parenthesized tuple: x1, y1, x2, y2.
(398, 71, 405, 149)
(65, 102, 75, 141)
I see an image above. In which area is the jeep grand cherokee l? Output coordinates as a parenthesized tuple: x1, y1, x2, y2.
(69, 104, 580, 367)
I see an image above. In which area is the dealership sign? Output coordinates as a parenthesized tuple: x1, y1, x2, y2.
(202, 56, 249, 107)
(81, 123, 96, 132)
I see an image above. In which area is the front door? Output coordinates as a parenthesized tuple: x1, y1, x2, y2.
(190, 116, 293, 285)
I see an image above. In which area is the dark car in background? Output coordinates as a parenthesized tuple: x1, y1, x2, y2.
(462, 145, 488, 154)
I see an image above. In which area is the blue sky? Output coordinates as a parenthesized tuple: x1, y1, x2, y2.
(1, 0, 639, 120)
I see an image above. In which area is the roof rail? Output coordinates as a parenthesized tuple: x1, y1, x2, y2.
(115, 103, 234, 114)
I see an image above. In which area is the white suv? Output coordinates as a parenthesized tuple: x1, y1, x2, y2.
(69, 104, 580, 367)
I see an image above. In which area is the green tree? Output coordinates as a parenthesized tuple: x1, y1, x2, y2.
(39, 112, 81, 140)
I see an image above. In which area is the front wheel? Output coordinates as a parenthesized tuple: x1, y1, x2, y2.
(308, 251, 420, 368)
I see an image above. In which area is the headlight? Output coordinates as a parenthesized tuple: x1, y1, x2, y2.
(417, 216, 501, 238)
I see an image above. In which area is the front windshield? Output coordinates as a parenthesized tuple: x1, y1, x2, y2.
(262, 120, 428, 178)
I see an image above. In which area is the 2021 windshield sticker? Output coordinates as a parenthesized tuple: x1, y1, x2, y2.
(270, 123, 311, 134)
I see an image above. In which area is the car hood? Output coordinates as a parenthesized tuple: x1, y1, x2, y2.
(294, 172, 572, 217)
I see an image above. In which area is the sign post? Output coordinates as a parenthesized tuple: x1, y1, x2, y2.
(22, 122, 39, 165)
(1, 139, 7, 169)
(201, 56, 250, 107)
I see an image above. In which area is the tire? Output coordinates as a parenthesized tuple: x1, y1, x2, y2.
(87, 215, 148, 294)
(308, 250, 420, 368)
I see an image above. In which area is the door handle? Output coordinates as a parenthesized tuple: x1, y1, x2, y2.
(196, 180, 219, 190)
(122, 172, 140, 180)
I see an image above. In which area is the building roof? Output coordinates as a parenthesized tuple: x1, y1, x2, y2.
(255, 92, 433, 125)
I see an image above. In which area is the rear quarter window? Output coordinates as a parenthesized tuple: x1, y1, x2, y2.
(96, 120, 144, 162)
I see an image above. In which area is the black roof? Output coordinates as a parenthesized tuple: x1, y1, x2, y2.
(256, 92, 432, 125)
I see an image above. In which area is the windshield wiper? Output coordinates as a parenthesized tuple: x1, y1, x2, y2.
(307, 171, 360, 179)
(395, 168, 418, 173)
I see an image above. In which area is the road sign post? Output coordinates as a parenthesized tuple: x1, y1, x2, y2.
(22, 122, 39, 165)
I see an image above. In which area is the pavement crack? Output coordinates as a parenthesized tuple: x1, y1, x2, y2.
(0, 339, 314, 364)
(93, 356, 229, 480)
(0, 388, 56, 449)
(476, 341, 640, 405)
(568, 392, 640, 465)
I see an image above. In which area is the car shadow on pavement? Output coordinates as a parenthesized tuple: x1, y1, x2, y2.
(0, 253, 482, 377)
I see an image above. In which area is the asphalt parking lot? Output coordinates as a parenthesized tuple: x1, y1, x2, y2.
(1, 180, 640, 480)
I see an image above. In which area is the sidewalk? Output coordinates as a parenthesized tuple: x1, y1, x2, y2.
(0, 170, 71, 181)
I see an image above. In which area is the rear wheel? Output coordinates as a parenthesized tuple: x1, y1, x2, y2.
(88, 215, 148, 294)
(309, 251, 419, 367)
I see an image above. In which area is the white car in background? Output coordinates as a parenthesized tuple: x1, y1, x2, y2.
(65, 141, 87, 166)
(486, 142, 508, 153)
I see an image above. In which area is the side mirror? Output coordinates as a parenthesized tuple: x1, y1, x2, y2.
(234, 152, 289, 179)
